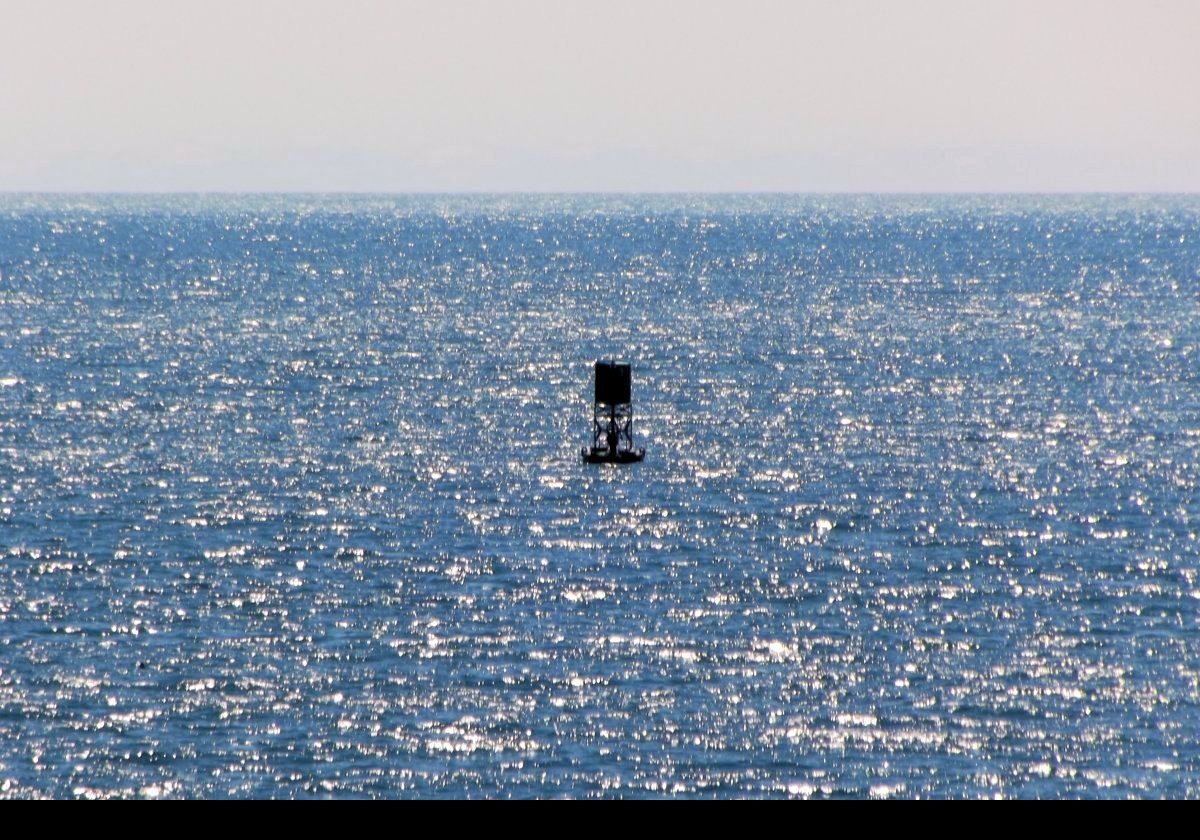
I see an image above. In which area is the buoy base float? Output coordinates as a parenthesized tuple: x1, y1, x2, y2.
(581, 447, 645, 464)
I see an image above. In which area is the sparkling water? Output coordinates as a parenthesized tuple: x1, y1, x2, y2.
(2, 194, 1199, 797)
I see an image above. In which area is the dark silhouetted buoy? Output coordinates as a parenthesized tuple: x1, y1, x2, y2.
(582, 360, 645, 464)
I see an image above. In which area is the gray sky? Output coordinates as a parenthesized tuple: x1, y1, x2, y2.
(2, 0, 1198, 192)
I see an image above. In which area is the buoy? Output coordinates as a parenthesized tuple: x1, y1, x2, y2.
(582, 360, 645, 464)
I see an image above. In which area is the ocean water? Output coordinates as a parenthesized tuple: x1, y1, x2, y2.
(2, 193, 1200, 798)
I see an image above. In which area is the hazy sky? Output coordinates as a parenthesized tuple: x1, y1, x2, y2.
(2, 0, 1198, 192)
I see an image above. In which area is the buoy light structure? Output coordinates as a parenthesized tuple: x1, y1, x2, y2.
(583, 360, 645, 464)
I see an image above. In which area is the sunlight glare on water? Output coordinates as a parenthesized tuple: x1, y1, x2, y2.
(2, 194, 1200, 797)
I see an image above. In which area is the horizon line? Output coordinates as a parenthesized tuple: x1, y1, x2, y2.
(3, 189, 1200, 197)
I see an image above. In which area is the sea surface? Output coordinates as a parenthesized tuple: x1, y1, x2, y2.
(2, 194, 1200, 798)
